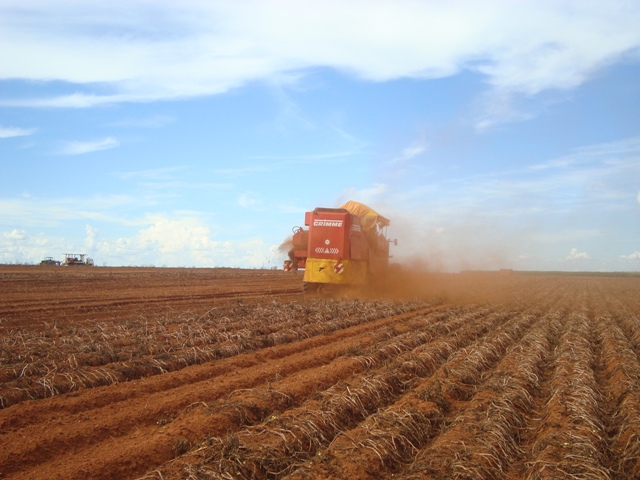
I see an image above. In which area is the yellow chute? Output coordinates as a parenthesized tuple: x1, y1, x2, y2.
(340, 200, 390, 232)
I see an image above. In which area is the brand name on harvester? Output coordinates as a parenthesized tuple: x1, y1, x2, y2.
(313, 219, 343, 227)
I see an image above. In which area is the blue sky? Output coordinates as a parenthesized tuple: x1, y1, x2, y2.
(1, 1, 639, 271)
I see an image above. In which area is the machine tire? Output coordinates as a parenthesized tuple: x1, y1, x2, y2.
(303, 282, 320, 295)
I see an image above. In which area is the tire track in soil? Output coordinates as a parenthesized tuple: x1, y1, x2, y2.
(0, 304, 451, 480)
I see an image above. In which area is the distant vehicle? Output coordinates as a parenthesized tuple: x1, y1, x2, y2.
(63, 253, 94, 266)
(39, 257, 61, 266)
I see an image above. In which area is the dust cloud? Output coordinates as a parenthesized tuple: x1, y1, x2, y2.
(363, 263, 522, 306)
(279, 200, 527, 304)
(278, 235, 294, 255)
(358, 209, 524, 303)
(386, 212, 516, 274)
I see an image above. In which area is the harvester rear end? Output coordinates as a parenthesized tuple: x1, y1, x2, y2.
(284, 201, 394, 293)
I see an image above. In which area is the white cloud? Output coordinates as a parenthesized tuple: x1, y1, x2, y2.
(0, 215, 279, 267)
(138, 215, 214, 254)
(247, 151, 357, 164)
(59, 137, 119, 155)
(1, 93, 132, 108)
(473, 91, 535, 131)
(4, 229, 27, 240)
(0, 194, 145, 227)
(85, 224, 98, 249)
(105, 215, 273, 267)
(621, 251, 640, 260)
(0, 1, 638, 112)
(375, 135, 640, 272)
(531, 136, 640, 172)
(212, 166, 262, 175)
(238, 193, 264, 210)
(0, 229, 65, 264)
(390, 137, 428, 164)
(0, 125, 36, 138)
(114, 166, 189, 181)
(108, 115, 175, 128)
(395, 135, 640, 223)
(566, 248, 589, 260)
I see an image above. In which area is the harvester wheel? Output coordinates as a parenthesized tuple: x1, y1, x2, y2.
(302, 282, 320, 295)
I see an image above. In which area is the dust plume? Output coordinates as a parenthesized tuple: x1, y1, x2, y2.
(278, 235, 294, 255)
(357, 205, 523, 304)
(386, 211, 516, 274)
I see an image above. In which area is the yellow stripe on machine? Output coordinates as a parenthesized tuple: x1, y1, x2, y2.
(303, 258, 368, 285)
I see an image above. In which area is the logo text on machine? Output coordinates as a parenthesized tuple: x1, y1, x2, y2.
(313, 219, 343, 227)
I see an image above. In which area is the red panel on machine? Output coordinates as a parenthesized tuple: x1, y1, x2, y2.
(306, 209, 351, 260)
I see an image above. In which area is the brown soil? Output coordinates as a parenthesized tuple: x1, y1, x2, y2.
(0, 266, 639, 479)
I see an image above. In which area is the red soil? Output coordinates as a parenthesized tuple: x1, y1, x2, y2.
(0, 266, 639, 479)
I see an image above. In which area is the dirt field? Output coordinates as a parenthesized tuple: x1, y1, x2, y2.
(1, 266, 639, 479)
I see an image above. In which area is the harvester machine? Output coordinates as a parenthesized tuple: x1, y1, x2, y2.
(63, 253, 94, 266)
(284, 200, 396, 293)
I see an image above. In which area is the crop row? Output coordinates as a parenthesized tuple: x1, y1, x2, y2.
(146, 304, 528, 478)
(292, 309, 546, 479)
(599, 314, 640, 478)
(331, 314, 548, 479)
(0, 299, 426, 408)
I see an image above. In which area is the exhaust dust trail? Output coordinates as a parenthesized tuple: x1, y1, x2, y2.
(386, 211, 516, 274)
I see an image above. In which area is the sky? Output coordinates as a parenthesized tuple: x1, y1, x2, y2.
(1, 0, 639, 272)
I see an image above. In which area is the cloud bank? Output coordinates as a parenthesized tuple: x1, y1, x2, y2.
(59, 137, 120, 155)
(2, 0, 639, 118)
(0, 216, 274, 268)
(0, 125, 36, 138)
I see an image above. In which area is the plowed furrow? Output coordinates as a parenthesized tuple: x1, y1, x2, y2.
(597, 316, 640, 478)
(523, 313, 611, 480)
(0, 300, 426, 408)
(297, 310, 545, 480)
(0, 303, 446, 480)
(164, 306, 481, 439)
(394, 311, 556, 480)
(149, 308, 513, 479)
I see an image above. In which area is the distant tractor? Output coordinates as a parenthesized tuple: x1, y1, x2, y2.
(284, 200, 396, 293)
(63, 253, 94, 266)
(39, 257, 61, 266)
